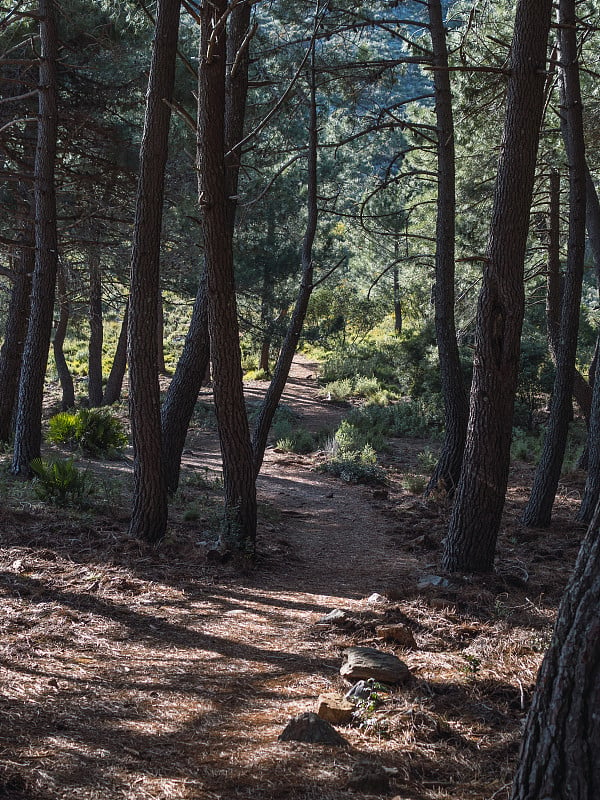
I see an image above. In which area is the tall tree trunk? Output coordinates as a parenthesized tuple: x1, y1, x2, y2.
(510, 499, 600, 800)
(251, 38, 319, 476)
(578, 170, 600, 521)
(11, 0, 60, 477)
(160, 0, 252, 496)
(545, 172, 592, 428)
(199, 0, 256, 552)
(161, 276, 209, 494)
(102, 300, 128, 406)
(0, 233, 34, 443)
(522, 4, 586, 528)
(88, 249, 104, 407)
(442, 0, 553, 572)
(425, 0, 469, 498)
(128, 0, 181, 543)
(53, 264, 75, 410)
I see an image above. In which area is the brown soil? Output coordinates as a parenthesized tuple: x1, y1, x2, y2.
(0, 356, 587, 800)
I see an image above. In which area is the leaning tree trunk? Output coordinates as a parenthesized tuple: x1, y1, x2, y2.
(160, 0, 252, 496)
(522, 3, 586, 528)
(251, 42, 319, 476)
(102, 300, 128, 405)
(578, 169, 600, 521)
(12, 0, 60, 476)
(510, 499, 600, 800)
(161, 275, 210, 494)
(88, 249, 104, 407)
(0, 231, 34, 443)
(198, 0, 256, 552)
(442, 0, 553, 572)
(425, 0, 469, 498)
(53, 264, 75, 410)
(128, 0, 181, 543)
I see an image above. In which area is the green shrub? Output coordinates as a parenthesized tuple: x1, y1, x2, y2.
(319, 378, 354, 402)
(47, 407, 128, 457)
(244, 368, 269, 381)
(30, 457, 93, 507)
(276, 428, 316, 454)
(417, 448, 438, 472)
(403, 473, 427, 494)
(318, 445, 386, 485)
(511, 428, 543, 462)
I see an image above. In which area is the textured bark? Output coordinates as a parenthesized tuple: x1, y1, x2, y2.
(522, 1, 586, 528)
(510, 499, 600, 800)
(578, 171, 600, 522)
(0, 235, 33, 443)
(12, 0, 60, 476)
(161, 276, 209, 494)
(251, 44, 318, 477)
(160, 0, 252, 498)
(545, 172, 592, 428)
(53, 265, 75, 410)
(102, 300, 128, 406)
(442, 0, 553, 572)
(128, 0, 181, 542)
(198, 0, 256, 551)
(425, 0, 469, 498)
(88, 250, 104, 407)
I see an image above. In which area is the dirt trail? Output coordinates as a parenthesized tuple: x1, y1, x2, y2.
(0, 356, 585, 800)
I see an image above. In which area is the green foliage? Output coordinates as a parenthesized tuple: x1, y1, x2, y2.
(318, 444, 387, 485)
(319, 378, 354, 402)
(47, 407, 128, 457)
(511, 428, 543, 463)
(317, 330, 450, 400)
(30, 458, 93, 508)
(344, 400, 444, 441)
(276, 428, 316, 455)
(403, 473, 427, 494)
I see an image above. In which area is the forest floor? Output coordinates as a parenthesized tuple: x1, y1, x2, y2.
(0, 355, 588, 800)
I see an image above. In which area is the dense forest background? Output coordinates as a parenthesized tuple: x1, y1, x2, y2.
(1, 1, 600, 798)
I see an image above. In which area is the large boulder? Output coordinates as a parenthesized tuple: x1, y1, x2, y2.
(340, 647, 410, 684)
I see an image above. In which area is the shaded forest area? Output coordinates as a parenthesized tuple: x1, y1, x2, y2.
(1, 1, 600, 798)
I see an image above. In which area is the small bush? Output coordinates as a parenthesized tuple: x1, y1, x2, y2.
(244, 368, 269, 381)
(319, 378, 354, 402)
(318, 445, 387, 485)
(47, 407, 128, 457)
(276, 428, 316, 454)
(404, 473, 427, 494)
(417, 449, 438, 472)
(30, 457, 93, 507)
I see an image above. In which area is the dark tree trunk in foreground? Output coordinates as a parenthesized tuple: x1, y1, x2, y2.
(199, 0, 256, 552)
(160, 0, 252, 496)
(442, 0, 553, 572)
(53, 265, 75, 409)
(510, 499, 600, 800)
(0, 234, 34, 443)
(578, 170, 600, 522)
(102, 300, 128, 406)
(522, 1, 586, 528)
(128, 0, 181, 542)
(88, 250, 104, 407)
(425, 0, 468, 498)
(12, 0, 60, 476)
